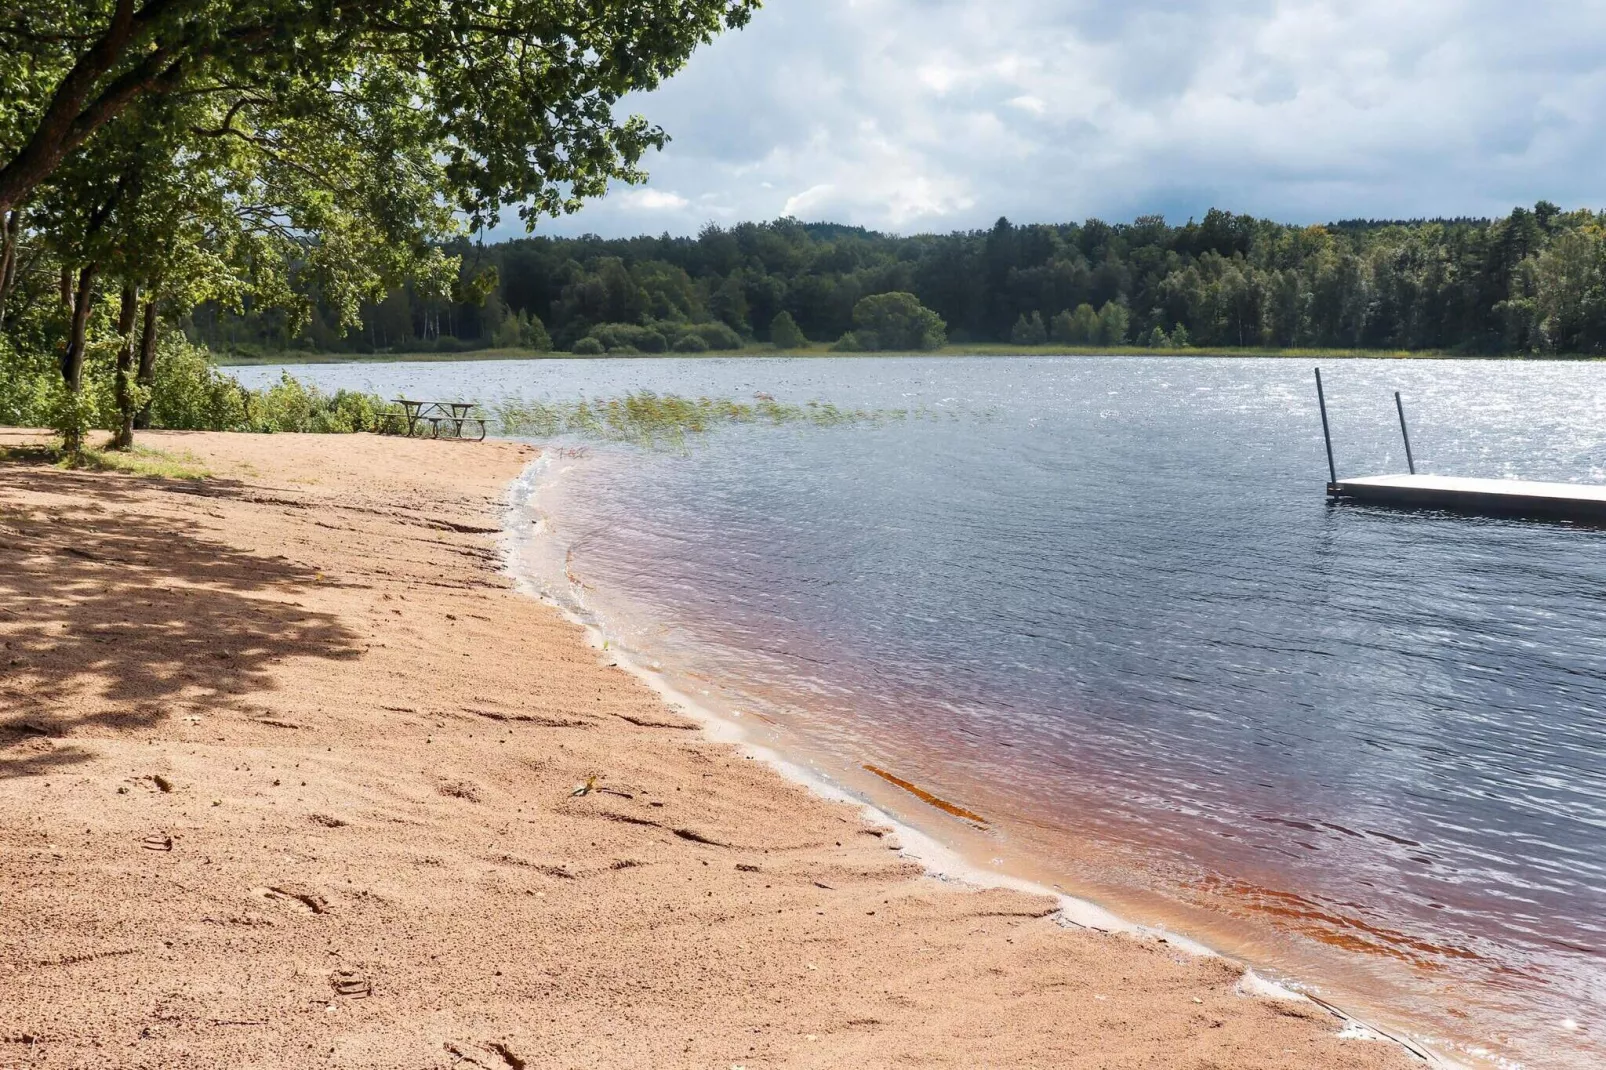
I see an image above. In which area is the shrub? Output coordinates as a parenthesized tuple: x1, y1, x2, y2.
(672, 334, 709, 353)
(769, 310, 807, 349)
(690, 321, 743, 350)
(148, 334, 249, 430)
(0, 335, 63, 428)
(0, 332, 389, 439)
(589, 323, 668, 353)
(850, 292, 945, 351)
(243, 374, 383, 433)
(831, 331, 868, 352)
(571, 336, 606, 355)
(1096, 301, 1130, 345)
(1011, 311, 1047, 346)
(1053, 304, 1100, 344)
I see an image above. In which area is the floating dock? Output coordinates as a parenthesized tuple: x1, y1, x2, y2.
(1329, 474, 1606, 521)
(1314, 368, 1606, 522)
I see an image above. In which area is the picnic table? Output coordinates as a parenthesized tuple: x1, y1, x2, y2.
(374, 398, 487, 441)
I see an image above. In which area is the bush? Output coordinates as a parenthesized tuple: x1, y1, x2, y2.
(672, 334, 709, 353)
(0, 332, 391, 439)
(148, 335, 249, 430)
(0, 335, 63, 428)
(769, 310, 807, 349)
(571, 336, 606, 355)
(589, 323, 667, 353)
(1011, 311, 1047, 346)
(1096, 301, 1130, 345)
(1052, 304, 1100, 344)
(832, 331, 869, 352)
(850, 292, 945, 351)
(243, 374, 383, 434)
(689, 321, 743, 350)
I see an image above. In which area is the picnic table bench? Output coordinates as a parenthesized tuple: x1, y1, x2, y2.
(374, 398, 487, 441)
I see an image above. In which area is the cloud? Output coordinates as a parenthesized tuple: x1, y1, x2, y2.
(503, 0, 1606, 239)
(614, 189, 690, 211)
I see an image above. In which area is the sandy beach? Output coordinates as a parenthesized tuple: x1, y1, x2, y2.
(0, 429, 1415, 1069)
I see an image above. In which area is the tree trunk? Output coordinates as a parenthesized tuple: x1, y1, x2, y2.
(60, 263, 99, 455)
(0, 209, 20, 330)
(134, 296, 159, 429)
(111, 283, 139, 448)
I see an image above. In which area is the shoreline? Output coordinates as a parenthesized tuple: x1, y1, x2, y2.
(1, 428, 1421, 1069)
(214, 346, 1606, 367)
(502, 452, 1464, 1070)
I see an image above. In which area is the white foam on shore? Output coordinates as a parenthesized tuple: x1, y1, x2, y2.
(498, 454, 1466, 1070)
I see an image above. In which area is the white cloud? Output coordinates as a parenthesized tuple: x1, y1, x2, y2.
(614, 188, 690, 211)
(503, 0, 1606, 239)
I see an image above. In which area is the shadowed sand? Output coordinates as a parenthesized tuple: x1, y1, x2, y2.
(0, 429, 1416, 1069)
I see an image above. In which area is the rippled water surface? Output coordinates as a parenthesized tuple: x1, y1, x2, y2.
(236, 356, 1606, 1067)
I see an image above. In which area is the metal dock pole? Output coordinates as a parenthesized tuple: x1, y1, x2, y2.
(1394, 391, 1416, 475)
(1314, 368, 1338, 493)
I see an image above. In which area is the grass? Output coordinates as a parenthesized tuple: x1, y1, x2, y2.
(66, 444, 212, 479)
(1, 440, 212, 479)
(492, 391, 884, 447)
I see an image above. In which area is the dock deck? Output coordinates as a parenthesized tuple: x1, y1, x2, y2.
(1331, 474, 1606, 521)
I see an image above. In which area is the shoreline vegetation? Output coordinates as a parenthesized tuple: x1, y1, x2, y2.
(0, 428, 1416, 1069)
(211, 341, 1606, 366)
(195, 207, 1606, 364)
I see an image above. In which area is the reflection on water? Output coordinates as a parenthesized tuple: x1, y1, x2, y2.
(239, 355, 1606, 1068)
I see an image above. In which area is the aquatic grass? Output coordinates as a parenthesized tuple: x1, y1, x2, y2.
(491, 390, 885, 448)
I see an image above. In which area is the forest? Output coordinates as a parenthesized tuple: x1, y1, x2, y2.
(195, 204, 1606, 357)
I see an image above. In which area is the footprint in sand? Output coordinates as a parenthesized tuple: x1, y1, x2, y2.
(254, 885, 329, 914)
(328, 969, 372, 998)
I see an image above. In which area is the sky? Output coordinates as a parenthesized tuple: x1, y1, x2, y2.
(501, 0, 1606, 240)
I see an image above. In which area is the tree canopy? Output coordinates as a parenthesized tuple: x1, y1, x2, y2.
(0, 0, 761, 448)
(844, 292, 946, 352)
(0, 0, 759, 222)
(194, 204, 1606, 356)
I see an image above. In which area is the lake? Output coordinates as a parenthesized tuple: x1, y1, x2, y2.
(233, 355, 1606, 1069)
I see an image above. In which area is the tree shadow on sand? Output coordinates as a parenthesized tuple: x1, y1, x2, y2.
(0, 468, 365, 778)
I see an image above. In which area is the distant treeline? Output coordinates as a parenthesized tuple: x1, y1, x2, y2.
(192, 203, 1606, 356)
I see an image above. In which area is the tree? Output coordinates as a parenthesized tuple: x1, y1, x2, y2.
(769, 309, 806, 348)
(1533, 226, 1606, 353)
(0, 0, 762, 451)
(1096, 301, 1130, 345)
(850, 292, 945, 351)
(1010, 310, 1047, 345)
(158, 203, 1606, 359)
(521, 311, 553, 352)
(0, 1, 761, 222)
(1052, 303, 1099, 344)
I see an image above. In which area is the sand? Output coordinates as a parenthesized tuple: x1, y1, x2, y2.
(0, 429, 1416, 1069)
